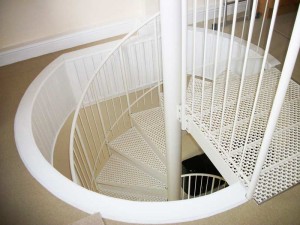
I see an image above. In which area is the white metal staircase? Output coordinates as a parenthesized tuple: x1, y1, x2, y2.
(14, 0, 300, 223)
(185, 67, 300, 203)
(96, 107, 167, 201)
(131, 107, 167, 162)
(67, 1, 300, 221)
(92, 66, 299, 203)
(96, 153, 167, 201)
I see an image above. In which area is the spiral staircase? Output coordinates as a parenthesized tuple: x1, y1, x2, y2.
(83, 66, 299, 203)
(15, 0, 300, 224)
(64, 0, 300, 214)
(97, 107, 167, 201)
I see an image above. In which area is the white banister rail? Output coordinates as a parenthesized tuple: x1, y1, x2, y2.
(184, 0, 299, 199)
(181, 0, 188, 130)
(18, 1, 300, 222)
(69, 13, 162, 190)
(15, 0, 299, 222)
(68, 0, 297, 199)
(68, 0, 298, 204)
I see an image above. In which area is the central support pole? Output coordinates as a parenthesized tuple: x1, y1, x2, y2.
(160, 0, 182, 201)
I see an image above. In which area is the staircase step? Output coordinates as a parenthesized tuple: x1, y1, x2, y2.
(253, 154, 300, 204)
(131, 107, 167, 161)
(232, 122, 300, 182)
(109, 127, 167, 182)
(189, 68, 296, 151)
(96, 154, 166, 197)
(187, 67, 300, 202)
(98, 184, 167, 202)
(186, 69, 281, 116)
(199, 77, 280, 132)
(132, 107, 165, 125)
(215, 97, 300, 154)
(186, 71, 242, 113)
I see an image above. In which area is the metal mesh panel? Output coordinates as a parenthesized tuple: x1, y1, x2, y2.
(109, 127, 167, 176)
(186, 67, 300, 202)
(253, 155, 300, 204)
(96, 154, 166, 190)
(98, 185, 167, 202)
(131, 107, 167, 157)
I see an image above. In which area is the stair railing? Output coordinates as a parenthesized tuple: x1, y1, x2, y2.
(69, 13, 162, 191)
(247, 4, 300, 199)
(181, 173, 228, 199)
(182, 0, 299, 199)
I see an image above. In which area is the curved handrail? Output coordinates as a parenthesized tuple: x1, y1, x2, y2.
(15, 0, 299, 221)
(14, 58, 247, 223)
(69, 12, 161, 187)
(89, 82, 162, 187)
(14, 10, 251, 223)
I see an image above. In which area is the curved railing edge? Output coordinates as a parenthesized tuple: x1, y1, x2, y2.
(14, 78, 248, 223)
(13, 11, 250, 223)
(69, 12, 160, 183)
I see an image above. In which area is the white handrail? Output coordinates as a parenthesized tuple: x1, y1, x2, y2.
(69, 13, 161, 186)
(16, 5, 263, 223)
(181, 0, 187, 130)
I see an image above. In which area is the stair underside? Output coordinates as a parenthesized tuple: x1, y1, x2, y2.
(186, 67, 300, 203)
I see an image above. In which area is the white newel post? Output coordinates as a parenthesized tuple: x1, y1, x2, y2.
(160, 0, 182, 201)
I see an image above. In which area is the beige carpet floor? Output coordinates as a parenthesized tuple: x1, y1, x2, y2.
(0, 12, 299, 225)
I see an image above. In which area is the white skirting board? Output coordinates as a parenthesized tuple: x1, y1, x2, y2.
(0, 2, 247, 67)
(0, 19, 138, 67)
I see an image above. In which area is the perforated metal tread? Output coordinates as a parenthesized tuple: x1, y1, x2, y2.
(132, 107, 165, 126)
(186, 67, 300, 203)
(225, 97, 299, 203)
(231, 123, 300, 180)
(186, 71, 243, 114)
(253, 154, 300, 204)
(186, 69, 280, 117)
(187, 68, 297, 151)
(98, 184, 167, 202)
(96, 153, 166, 195)
(131, 107, 167, 158)
(215, 98, 300, 153)
(109, 127, 167, 181)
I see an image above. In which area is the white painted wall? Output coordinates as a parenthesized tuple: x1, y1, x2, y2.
(0, 0, 247, 66)
(0, 0, 218, 51)
(0, 0, 147, 50)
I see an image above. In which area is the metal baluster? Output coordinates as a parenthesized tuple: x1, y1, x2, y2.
(229, 0, 259, 155)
